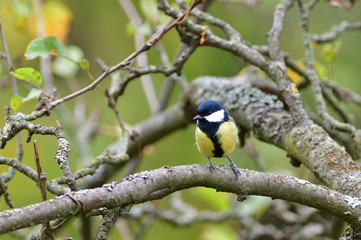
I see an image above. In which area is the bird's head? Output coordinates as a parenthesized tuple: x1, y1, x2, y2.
(193, 101, 229, 124)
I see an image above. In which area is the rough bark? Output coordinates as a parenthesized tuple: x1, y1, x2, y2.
(1, 165, 361, 233)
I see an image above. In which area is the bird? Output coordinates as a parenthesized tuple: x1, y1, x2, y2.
(193, 100, 240, 178)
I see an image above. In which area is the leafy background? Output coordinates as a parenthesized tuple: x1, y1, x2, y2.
(0, 0, 361, 239)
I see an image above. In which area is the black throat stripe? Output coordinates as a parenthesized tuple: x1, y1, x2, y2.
(209, 134, 224, 158)
(198, 120, 224, 158)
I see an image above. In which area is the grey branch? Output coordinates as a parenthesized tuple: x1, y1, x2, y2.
(69, 75, 361, 201)
(0, 156, 69, 195)
(312, 21, 361, 43)
(0, 113, 77, 191)
(297, 0, 359, 137)
(0, 164, 360, 234)
(184, 77, 361, 197)
(159, 0, 308, 123)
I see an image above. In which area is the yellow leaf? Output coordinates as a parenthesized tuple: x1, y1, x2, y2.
(311, 40, 316, 49)
(291, 86, 299, 93)
(10, 67, 43, 86)
(10, 96, 23, 112)
(287, 68, 302, 84)
(28, 0, 73, 44)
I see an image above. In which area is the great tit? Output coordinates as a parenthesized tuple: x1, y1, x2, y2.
(193, 100, 240, 178)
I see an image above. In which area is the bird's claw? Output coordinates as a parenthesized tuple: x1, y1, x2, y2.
(207, 159, 216, 173)
(227, 156, 240, 179)
(229, 162, 240, 179)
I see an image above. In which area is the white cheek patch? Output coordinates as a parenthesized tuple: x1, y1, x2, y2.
(205, 109, 225, 122)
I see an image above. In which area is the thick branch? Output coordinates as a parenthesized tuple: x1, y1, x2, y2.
(183, 77, 361, 197)
(74, 75, 361, 199)
(0, 165, 360, 233)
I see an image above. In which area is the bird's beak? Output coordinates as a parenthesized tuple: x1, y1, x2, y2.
(193, 115, 202, 121)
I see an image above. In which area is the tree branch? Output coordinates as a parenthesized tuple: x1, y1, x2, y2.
(159, 0, 308, 124)
(1, 164, 360, 234)
(184, 77, 361, 197)
(0, 114, 77, 191)
(312, 20, 361, 43)
(0, 17, 24, 203)
(0, 155, 69, 195)
(267, 0, 309, 122)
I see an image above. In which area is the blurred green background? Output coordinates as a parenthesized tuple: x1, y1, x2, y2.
(0, 0, 361, 239)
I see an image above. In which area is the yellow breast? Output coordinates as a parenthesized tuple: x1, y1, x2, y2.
(216, 121, 238, 156)
(195, 121, 238, 158)
(195, 127, 215, 158)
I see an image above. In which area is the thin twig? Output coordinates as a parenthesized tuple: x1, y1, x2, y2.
(0, 177, 14, 208)
(322, 87, 354, 124)
(267, 0, 309, 123)
(0, 18, 17, 94)
(96, 205, 132, 240)
(323, 80, 361, 107)
(18, 1, 190, 122)
(0, 156, 69, 195)
(0, 115, 78, 191)
(118, 0, 160, 113)
(0, 17, 24, 188)
(176, 0, 242, 41)
(158, 43, 193, 110)
(33, 140, 47, 201)
(33, 140, 55, 240)
(312, 20, 361, 43)
(105, 88, 129, 138)
(297, 0, 358, 136)
(54, 151, 129, 185)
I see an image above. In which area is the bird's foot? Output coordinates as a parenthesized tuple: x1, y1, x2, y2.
(229, 162, 240, 179)
(207, 159, 215, 173)
(227, 156, 240, 179)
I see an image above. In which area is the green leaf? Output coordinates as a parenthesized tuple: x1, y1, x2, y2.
(126, 22, 136, 36)
(321, 44, 334, 62)
(75, 59, 89, 71)
(10, 67, 43, 86)
(321, 40, 341, 63)
(22, 88, 42, 102)
(25, 36, 71, 60)
(314, 61, 328, 79)
(53, 45, 85, 78)
(26, 38, 90, 75)
(10, 96, 23, 112)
